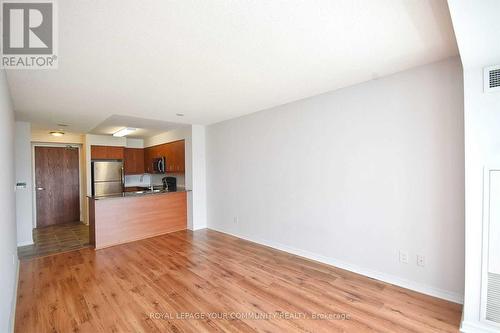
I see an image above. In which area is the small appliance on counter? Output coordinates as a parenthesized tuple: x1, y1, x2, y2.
(162, 176, 177, 191)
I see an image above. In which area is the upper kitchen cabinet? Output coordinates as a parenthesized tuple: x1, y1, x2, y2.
(170, 140, 185, 173)
(107, 146, 125, 159)
(144, 147, 152, 173)
(161, 143, 173, 172)
(124, 148, 145, 175)
(91, 145, 124, 160)
(162, 140, 185, 173)
(144, 144, 162, 173)
(144, 140, 185, 174)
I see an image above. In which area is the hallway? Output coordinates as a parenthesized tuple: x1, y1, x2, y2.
(17, 222, 89, 260)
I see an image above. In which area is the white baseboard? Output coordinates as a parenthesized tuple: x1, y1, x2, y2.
(191, 225, 208, 231)
(208, 227, 464, 304)
(461, 321, 500, 333)
(17, 240, 33, 247)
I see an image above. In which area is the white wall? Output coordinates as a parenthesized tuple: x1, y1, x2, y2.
(15, 122, 33, 246)
(191, 125, 207, 230)
(447, 1, 500, 331)
(143, 126, 191, 147)
(460, 67, 500, 332)
(125, 138, 144, 148)
(31, 129, 84, 144)
(206, 57, 464, 302)
(0, 71, 18, 333)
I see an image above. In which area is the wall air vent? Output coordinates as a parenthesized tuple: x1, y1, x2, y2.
(487, 273, 500, 324)
(484, 65, 500, 92)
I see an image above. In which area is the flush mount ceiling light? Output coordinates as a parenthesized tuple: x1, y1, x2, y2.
(49, 131, 65, 137)
(113, 127, 136, 137)
(176, 113, 184, 117)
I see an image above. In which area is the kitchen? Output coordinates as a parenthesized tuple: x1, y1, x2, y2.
(87, 129, 189, 250)
(15, 118, 203, 260)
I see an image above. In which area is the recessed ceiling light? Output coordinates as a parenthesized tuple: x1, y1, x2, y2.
(176, 113, 184, 117)
(49, 131, 65, 137)
(113, 127, 136, 137)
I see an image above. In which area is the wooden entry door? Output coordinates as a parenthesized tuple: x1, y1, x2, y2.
(35, 146, 80, 227)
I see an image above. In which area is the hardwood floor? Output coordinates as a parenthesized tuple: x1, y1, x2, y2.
(15, 229, 462, 332)
(17, 222, 90, 260)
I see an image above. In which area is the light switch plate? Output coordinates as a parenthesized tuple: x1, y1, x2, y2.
(417, 255, 426, 267)
(399, 250, 409, 264)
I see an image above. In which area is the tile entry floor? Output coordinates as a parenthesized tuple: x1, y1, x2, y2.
(17, 222, 90, 260)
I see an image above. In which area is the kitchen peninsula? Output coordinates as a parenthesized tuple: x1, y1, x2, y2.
(88, 189, 188, 249)
(88, 138, 189, 250)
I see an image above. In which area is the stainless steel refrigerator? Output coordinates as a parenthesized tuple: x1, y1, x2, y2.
(91, 161, 124, 197)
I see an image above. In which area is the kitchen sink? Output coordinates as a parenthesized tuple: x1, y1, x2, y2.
(134, 189, 162, 194)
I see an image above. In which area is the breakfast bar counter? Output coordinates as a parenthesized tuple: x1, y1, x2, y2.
(88, 190, 188, 249)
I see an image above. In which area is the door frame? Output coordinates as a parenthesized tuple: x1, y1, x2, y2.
(31, 143, 84, 229)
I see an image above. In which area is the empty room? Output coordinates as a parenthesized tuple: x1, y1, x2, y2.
(0, 0, 499, 332)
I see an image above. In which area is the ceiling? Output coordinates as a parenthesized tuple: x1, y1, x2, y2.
(8, 0, 458, 132)
(89, 115, 186, 139)
(448, 0, 500, 68)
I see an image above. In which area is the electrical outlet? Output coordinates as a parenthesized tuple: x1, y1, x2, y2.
(417, 255, 425, 267)
(234, 216, 239, 224)
(399, 251, 409, 264)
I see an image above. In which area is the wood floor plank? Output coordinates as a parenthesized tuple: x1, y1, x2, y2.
(15, 229, 462, 333)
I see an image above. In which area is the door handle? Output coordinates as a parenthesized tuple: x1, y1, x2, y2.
(36, 187, 45, 191)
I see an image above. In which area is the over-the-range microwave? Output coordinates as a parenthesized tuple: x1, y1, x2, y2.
(152, 157, 166, 173)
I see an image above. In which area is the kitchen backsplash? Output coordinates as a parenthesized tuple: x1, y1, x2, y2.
(124, 173, 185, 188)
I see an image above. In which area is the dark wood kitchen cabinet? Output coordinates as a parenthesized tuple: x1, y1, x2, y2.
(161, 143, 173, 172)
(144, 147, 152, 173)
(170, 140, 185, 173)
(91, 145, 124, 160)
(124, 148, 145, 175)
(144, 144, 161, 173)
(143, 140, 185, 174)
(91, 141, 185, 173)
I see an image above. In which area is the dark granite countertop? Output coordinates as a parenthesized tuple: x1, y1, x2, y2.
(88, 187, 190, 200)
